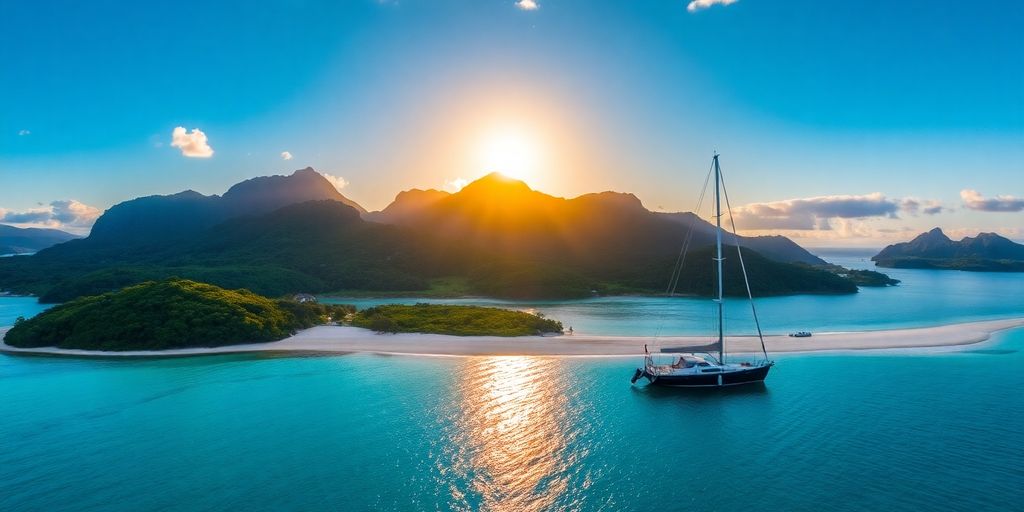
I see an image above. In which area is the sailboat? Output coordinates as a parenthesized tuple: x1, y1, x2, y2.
(631, 153, 774, 388)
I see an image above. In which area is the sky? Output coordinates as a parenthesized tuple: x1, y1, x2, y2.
(1, 0, 1022, 246)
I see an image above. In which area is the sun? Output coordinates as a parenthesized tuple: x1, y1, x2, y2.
(476, 128, 542, 183)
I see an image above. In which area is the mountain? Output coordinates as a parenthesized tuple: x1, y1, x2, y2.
(0, 224, 79, 254)
(86, 168, 364, 244)
(372, 172, 826, 265)
(222, 169, 366, 215)
(0, 172, 859, 301)
(2, 200, 424, 302)
(364, 188, 450, 224)
(873, 228, 1024, 271)
(657, 212, 827, 265)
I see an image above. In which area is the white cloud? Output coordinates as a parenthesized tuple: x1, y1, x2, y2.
(516, 0, 538, 11)
(0, 199, 101, 234)
(762, 221, 919, 247)
(50, 200, 102, 227)
(280, 151, 293, 161)
(170, 126, 214, 158)
(733, 193, 901, 230)
(319, 172, 348, 192)
(687, 0, 738, 12)
(0, 208, 51, 225)
(900, 198, 946, 216)
(444, 177, 469, 192)
(960, 189, 1024, 212)
(728, 193, 949, 246)
(17, 129, 30, 136)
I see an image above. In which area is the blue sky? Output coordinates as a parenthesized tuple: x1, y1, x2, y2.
(1, 0, 1022, 245)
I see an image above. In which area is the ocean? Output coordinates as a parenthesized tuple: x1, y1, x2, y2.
(323, 250, 1024, 337)
(2, 253, 1023, 511)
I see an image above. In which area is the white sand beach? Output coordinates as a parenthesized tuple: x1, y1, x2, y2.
(2, 317, 1023, 358)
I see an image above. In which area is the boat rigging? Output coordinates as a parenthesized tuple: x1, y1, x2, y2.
(631, 153, 774, 388)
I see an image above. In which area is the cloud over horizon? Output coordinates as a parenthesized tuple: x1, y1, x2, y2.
(516, 0, 538, 11)
(0, 199, 101, 233)
(733, 192, 950, 232)
(900, 198, 946, 216)
(733, 193, 903, 230)
(281, 151, 293, 160)
(444, 177, 469, 192)
(171, 127, 214, 158)
(687, 0, 738, 13)
(960, 189, 1024, 212)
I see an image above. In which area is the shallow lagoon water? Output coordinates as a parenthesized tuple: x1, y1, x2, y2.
(0, 295, 50, 327)
(326, 251, 1024, 336)
(2, 331, 1023, 511)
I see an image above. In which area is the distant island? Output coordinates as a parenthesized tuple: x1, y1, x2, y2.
(873, 228, 1024, 272)
(0, 224, 78, 255)
(0, 168, 890, 301)
(3, 279, 352, 351)
(810, 264, 901, 286)
(352, 304, 564, 336)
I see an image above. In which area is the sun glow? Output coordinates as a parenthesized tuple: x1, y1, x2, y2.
(446, 357, 575, 510)
(476, 128, 543, 183)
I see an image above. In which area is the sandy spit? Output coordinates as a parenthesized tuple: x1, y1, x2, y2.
(2, 317, 1024, 359)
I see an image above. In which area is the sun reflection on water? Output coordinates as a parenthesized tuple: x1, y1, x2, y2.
(441, 357, 586, 512)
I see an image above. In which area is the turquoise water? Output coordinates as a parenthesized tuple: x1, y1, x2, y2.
(0, 296, 50, 327)
(324, 250, 1024, 336)
(3, 255, 1024, 510)
(2, 331, 1023, 511)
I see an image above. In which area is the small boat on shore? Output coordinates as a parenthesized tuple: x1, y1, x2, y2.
(632, 153, 774, 388)
(789, 331, 812, 338)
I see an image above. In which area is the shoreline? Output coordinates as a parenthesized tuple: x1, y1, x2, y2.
(2, 317, 1024, 359)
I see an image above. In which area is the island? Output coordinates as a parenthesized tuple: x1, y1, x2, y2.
(873, 228, 1024, 272)
(351, 304, 564, 336)
(0, 169, 868, 304)
(3, 279, 353, 351)
(810, 264, 901, 286)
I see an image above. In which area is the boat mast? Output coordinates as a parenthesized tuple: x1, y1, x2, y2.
(713, 153, 724, 364)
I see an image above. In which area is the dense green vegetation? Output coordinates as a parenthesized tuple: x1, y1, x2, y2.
(467, 261, 604, 299)
(324, 277, 474, 299)
(874, 257, 1024, 272)
(809, 264, 900, 287)
(35, 265, 326, 303)
(0, 181, 866, 302)
(618, 246, 859, 297)
(0, 201, 428, 302)
(351, 304, 564, 336)
(4, 279, 353, 351)
(839, 269, 901, 286)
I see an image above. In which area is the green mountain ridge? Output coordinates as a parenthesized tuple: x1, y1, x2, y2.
(0, 171, 862, 301)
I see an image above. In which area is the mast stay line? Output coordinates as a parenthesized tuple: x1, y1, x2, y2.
(713, 153, 725, 365)
(719, 163, 770, 362)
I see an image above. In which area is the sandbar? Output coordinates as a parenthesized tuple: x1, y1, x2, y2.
(2, 317, 1023, 358)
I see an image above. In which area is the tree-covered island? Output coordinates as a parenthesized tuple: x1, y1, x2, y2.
(3, 279, 353, 351)
(352, 304, 564, 336)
